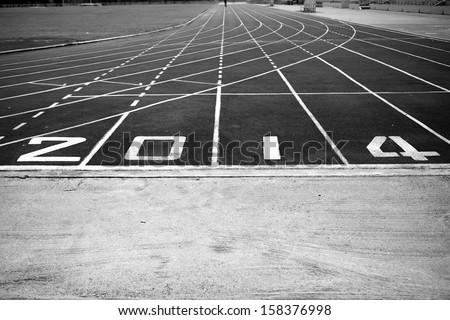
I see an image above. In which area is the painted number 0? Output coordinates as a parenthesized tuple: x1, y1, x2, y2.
(17, 137, 86, 162)
(125, 136, 186, 161)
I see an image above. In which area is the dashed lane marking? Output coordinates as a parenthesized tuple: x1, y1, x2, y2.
(32, 111, 44, 118)
(13, 122, 27, 131)
(211, 6, 226, 167)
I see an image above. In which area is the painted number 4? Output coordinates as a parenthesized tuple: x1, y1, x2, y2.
(367, 136, 439, 161)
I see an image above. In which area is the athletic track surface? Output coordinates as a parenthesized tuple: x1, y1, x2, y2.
(1, 3, 449, 171)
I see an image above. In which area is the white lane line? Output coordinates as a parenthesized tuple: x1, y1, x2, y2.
(33, 111, 44, 118)
(28, 81, 66, 87)
(211, 5, 226, 167)
(318, 56, 450, 145)
(352, 36, 450, 69)
(94, 77, 100, 80)
(340, 44, 450, 93)
(212, 85, 222, 166)
(13, 122, 26, 130)
(0, 136, 4, 141)
(62, 94, 72, 100)
(139, 93, 145, 98)
(79, 112, 130, 167)
(49, 102, 59, 108)
(100, 80, 144, 86)
(173, 79, 219, 86)
(74, 87, 83, 92)
(130, 100, 140, 107)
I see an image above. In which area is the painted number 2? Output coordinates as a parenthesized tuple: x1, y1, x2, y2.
(17, 137, 86, 162)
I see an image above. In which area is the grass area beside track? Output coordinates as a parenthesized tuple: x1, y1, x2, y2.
(0, 4, 214, 51)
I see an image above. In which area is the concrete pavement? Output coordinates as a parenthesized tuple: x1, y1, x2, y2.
(1, 174, 449, 299)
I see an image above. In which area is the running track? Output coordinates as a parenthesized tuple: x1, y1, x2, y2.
(0, 3, 449, 169)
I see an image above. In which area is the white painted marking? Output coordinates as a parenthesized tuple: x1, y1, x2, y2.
(0, 136, 4, 141)
(367, 136, 440, 161)
(155, 75, 160, 79)
(74, 87, 83, 92)
(94, 77, 100, 81)
(145, 86, 151, 91)
(13, 122, 26, 130)
(62, 94, 72, 100)
(17, 137, 86, 162)
(125, 136, 186, 161)
(212, 7, 226, 167)
(150, 81, 156, 85)
(263, 136, 281, 160)
(49, 102, 58, 108)
(79, 113, 129, 166)
(33, 111, 44, 118)
(389, 136, 440, 161)
(139, 93, 145, 97)
(367, 136, 399, 158)
(130, 100, 140, 107)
